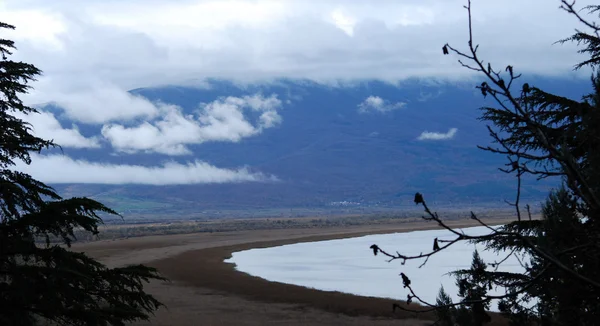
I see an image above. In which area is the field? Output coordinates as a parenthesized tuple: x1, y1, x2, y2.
(73, 215, 516, 325)
(73, 209, 518, 241)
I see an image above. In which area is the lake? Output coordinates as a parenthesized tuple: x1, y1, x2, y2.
(225, 226, 525, 311)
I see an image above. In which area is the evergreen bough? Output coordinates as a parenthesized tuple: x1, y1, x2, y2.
(0, 22, 166, 326)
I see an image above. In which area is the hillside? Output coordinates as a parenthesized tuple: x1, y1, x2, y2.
(42, 78, 589, 218)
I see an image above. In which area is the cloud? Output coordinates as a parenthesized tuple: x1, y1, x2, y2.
(358, 96, 406, 113)
(15, 154, 278, 185)
(27, 81, 162, 124)
(54, 87, 161, 124)
(417, 127, 458, 140)
(4, 0, 594, 97)
(13, 110, 100, 148)
(417, 89, 444, 102)
(101, 94, 282, 155)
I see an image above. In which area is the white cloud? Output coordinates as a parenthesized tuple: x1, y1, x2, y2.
(358, 96, 406, 113)
(101, 94, 282, 155)
(331, 8, 357, 36)
(56, 87, 160, 124)
(26, 81, 162, 124)
(15, 154, 278, 185)
(417, 127, 458, 140)
(259, 110, 282, 128)
(13, 110, 100, 148)
(4, 0, 595, 97)
(0, 8, 67, 50)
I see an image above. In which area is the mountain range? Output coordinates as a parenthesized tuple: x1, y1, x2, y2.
(39, 77, 590, 219)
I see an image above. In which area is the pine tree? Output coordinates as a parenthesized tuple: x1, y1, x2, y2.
(434, 251, 492, 326)
(434, 286, 456, 326)
(452, 250, 491, 326)
(0, 22, 166, 325)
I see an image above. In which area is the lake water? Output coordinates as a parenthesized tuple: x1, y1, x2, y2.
(225, 226, 525, 311)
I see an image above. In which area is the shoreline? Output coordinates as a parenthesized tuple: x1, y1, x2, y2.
(146, 218, 512, 325)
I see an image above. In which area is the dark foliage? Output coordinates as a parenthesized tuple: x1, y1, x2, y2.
(434, 287, 455, 326)
(451, 251, 492, 326)
(0, 22, 166, 325)
(370, 1, 600, 325)
(434, 252, 492, 326)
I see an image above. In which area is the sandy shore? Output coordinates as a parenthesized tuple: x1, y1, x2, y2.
(75, 218, 513, 326)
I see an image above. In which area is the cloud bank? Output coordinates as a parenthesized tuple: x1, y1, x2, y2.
(417, 127, 458, 140)
(15, 154, 277, 185)
(5, 0, 594, 95)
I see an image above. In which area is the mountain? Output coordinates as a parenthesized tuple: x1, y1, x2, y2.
(45, 77, 591, 219)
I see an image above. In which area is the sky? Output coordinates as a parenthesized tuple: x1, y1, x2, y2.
(2, 0, 596, 185)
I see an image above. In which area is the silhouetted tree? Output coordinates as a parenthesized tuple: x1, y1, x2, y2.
(0, 22, 166, 325)
(434, 287, 456, 326)
(370, 1, 600, 324)
(452, 250, 492, 326)
(434, 252, 492, 326)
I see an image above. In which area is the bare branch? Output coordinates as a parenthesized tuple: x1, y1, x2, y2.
(560, 0, 600, 37)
